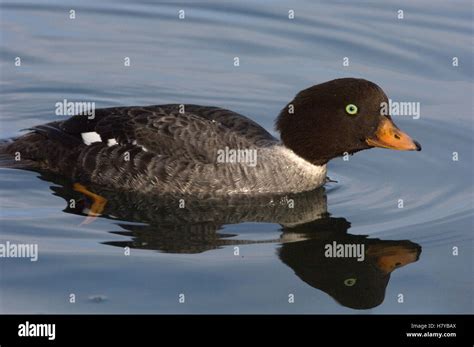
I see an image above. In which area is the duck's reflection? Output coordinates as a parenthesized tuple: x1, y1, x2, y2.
(279, 224, 420, 309)
(41, 172, 421, 310)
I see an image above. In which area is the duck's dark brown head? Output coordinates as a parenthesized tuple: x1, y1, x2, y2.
(276, 78, 421, 166)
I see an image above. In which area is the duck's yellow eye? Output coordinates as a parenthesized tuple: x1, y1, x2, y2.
(345, 104, 358, 115)
(344, 278, 357, 286)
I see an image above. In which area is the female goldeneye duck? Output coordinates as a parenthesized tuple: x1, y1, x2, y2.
(3, 78, 421, 196)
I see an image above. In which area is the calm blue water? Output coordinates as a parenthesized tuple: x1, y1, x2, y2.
(0, 0, 472, 313)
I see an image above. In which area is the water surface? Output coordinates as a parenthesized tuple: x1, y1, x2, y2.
(0, 0, 472, 313)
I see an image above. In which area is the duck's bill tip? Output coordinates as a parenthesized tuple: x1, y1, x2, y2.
(366, 118, 421, 151)
(414, 140, 422, 151)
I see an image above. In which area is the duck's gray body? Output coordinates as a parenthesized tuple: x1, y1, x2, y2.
(4, 104, 326, 195)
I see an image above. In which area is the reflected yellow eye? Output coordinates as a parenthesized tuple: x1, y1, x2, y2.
(344, 278, 357, 286)
(345, 104, 358, 115)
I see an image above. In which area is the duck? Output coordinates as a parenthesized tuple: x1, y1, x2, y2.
(2, 78, 421, 196)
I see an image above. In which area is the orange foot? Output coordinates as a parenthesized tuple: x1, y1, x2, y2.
(73, 183, 107, 225)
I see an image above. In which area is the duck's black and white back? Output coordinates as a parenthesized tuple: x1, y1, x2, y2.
(2, 104, 326, 195)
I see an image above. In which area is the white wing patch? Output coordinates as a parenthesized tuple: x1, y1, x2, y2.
(81, 132, 102, 145)
(107, 138, 118, 147)
(131, 140, 148, 151)
(81, 135, 148, 151)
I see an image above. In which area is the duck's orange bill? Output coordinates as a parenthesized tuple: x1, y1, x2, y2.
(366, 118, 421, 151)
(367, 244, 420, 274)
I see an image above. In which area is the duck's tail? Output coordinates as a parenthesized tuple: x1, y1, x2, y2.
(0, 138, 15, 167)
(0, 122, 82, 171)
(0, 134, 45, 169)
